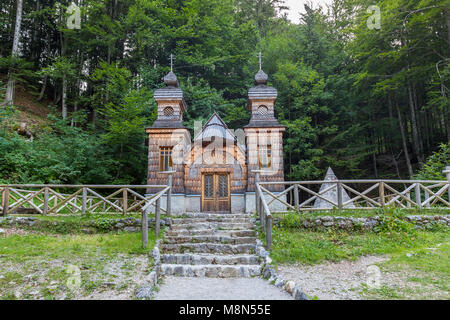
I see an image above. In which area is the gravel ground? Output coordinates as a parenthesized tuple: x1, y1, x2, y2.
(277, 255, 389, 300)
(153, 277, 293, 300)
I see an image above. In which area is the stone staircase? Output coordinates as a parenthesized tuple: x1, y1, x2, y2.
(159, 213, 262, 278)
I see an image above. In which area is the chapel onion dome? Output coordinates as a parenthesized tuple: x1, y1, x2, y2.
(248, 68, 277, 99)
(154, 70, 184, 100)
(254, 69, 268, 85)
(163, 70, 179, 87)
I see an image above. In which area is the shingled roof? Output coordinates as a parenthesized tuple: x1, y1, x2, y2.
(194, 113, 236, 142)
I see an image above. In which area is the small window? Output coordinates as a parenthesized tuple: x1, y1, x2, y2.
(163, 107, 174, 116)
(258, 145, 272, 169)
(159, 147, 173, 171)
(258, 105, 269, 115)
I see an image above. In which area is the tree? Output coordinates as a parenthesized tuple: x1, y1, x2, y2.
(3, 0, 23, 106)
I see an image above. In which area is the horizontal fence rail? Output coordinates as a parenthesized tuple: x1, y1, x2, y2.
(255, 168, 450, 251)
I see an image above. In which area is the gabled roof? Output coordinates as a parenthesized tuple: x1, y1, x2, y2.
(193, 112, 236, 142)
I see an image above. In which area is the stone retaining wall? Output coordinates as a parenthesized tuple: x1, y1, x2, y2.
(273, 215, 450, 230)
(0, 216, 171, 233)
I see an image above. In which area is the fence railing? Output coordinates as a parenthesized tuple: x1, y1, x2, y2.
(0, 172, 175, 248)
(255, 167, 450, 251)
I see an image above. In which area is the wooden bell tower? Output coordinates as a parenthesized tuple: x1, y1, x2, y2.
(146, 59, 189, 194)
(244, 53, 285, 192)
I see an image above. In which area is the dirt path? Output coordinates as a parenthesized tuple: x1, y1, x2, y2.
(277, 255, 389, 300)
(153, 277, 293, 300)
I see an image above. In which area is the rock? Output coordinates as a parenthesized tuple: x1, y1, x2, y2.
(101, 282, 115, 288)
(363, 220, 378, 229)
(81, 228, 94, 234)
(0, 228, 5, 235)
(135, 286, 154, 300)
(323, 221, 334, 227)
(258, 248, 270, 258)
(265, 256, 272, 264)
(293, 285, 308, 300)
(115, 222, 125, 229)
(274, 277, 286, 288)
(263, 265, 275, 279)
(146, 271, 157, 286)
(284, 281, 295, 294)
(123, 226, 139, 232)
(302, 220, 312, 228)
(151, 247, 161, 262)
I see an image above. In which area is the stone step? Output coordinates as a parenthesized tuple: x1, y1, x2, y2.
(170, 222, 254, 231)
(163, 235, 256, 245)
(160, 264, 261, 278)
(160, 243, 256, 254)
(166, 229, 256, 237)
(161, 253, 260, 265)
(172, 217, 251, 225)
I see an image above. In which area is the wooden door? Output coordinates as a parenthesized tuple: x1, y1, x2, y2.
(201, 173, 230, 212)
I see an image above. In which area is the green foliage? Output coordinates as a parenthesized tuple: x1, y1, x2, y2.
(92, 217, 116, 233)
(0, 0, 448, 184)
(270, 227, 448, 265)
(374, 210, 417, 235)
(415, 143, 450, 180)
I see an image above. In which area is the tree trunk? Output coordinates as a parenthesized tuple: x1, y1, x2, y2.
(395, 102, 414, 178)
(62, 74, 67, 120)
(60, 30, 67, 120)
(3, 0, 23, 106)
(37, 75, 47, 101)
(407, 82, 423, 164)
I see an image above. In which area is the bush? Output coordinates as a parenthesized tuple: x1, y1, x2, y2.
(415, 143, 450, 180)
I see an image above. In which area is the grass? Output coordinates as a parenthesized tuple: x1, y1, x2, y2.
(0, 232, 155, 262)
(269, 227, 449, 265)
(0, 226, 158, 300)
(267, 211, 449, 300)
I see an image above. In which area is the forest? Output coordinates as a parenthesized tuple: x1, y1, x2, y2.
(0, 0, 449, 185)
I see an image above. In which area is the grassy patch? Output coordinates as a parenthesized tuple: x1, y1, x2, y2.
(268, 227, 449, 265)
(0, 231, 157, 300)
(272, 207, 449, 220)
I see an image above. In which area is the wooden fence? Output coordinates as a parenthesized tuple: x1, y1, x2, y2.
(255, 167, 450, 250)
(0, 184, 170, 216)
(0, 172, 175, 247)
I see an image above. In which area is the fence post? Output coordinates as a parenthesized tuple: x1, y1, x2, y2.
(444, 166, 450, 204)
(337, 181, 343, 210)
(43, 187, 49, 215)
(266, 215, 272, 251)
(142, 210, 148, 248)
(406, 191, 411, 208)
(122, 188, 128, 215)
(379, 181, 385, 208)
(155, 198, 161, 237)
(260, 198, 265, 231)
(81, 187, 87, 215)
(2, 187, 9, 217)
(424, 188, 430, 208)
(254, 171, 260, 215)
(167, 173, 172, 216)
(294, 183, 299, 211)
(415, 183, 422, 208)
